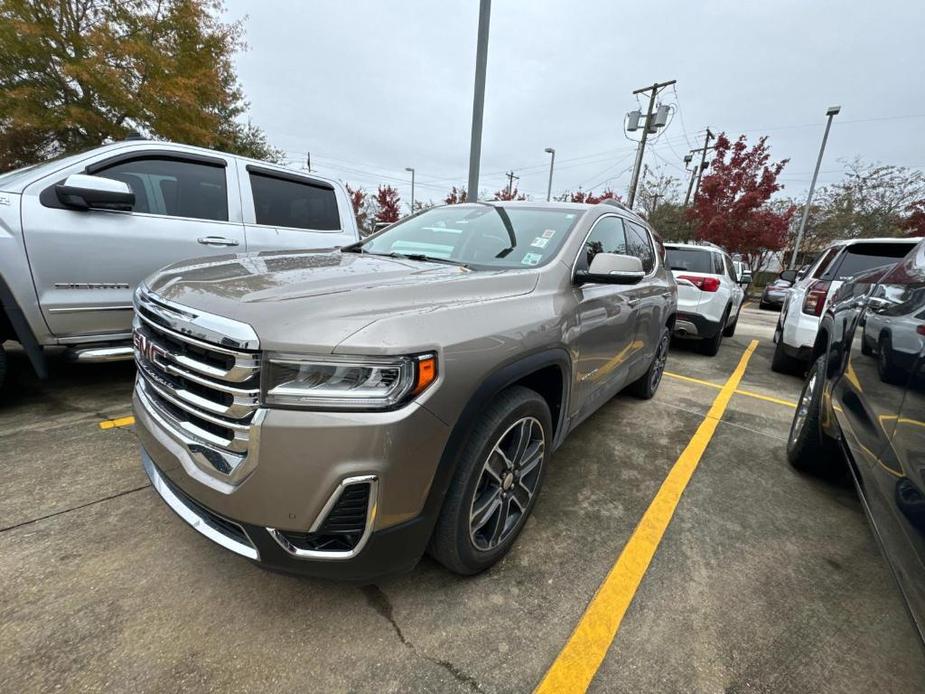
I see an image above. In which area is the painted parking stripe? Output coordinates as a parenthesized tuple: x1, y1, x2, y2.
(664, 371, 796, 409)
(99, 416, 135, 430)
(534, 339, 759, 694)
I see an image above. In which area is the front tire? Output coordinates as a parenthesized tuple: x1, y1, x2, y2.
(786, 354, 840, 477)
(627, 327, 669, 399)
(429, 386, 552, 575)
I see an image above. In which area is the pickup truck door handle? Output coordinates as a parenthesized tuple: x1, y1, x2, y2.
(197, 236, 240, 247)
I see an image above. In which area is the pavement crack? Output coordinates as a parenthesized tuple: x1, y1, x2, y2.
(0, 484, 150, 533)
(361, 585, 483, 693)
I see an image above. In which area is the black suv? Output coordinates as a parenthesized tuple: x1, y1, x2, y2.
(787, 238, 925, 641)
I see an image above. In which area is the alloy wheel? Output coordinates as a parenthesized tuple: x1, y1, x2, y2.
(650, 334, 669, 391)
(469, 416, 545, 551)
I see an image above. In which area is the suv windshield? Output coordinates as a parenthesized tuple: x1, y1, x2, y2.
(665, 247, 714, 273)
(356, 205, 581, 269)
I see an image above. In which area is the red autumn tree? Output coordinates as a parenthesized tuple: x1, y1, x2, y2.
(444, 186, 467, 204)
(689, 133, 795, 272)
(493, 187, 526, 201)
(568, 188, 620, 204)
(374, 185, 401, 224)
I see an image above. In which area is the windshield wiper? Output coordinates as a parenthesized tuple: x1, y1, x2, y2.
(382, 251, 470, 268)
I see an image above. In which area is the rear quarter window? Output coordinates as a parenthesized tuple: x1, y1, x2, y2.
(823, 242, 918, 280)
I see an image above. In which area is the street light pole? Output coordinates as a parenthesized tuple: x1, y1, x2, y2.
(544, 147, 556, 201)
(405, 167, 415, 213)
(466, 0, 491, 202)
(790, 106, 840, 269)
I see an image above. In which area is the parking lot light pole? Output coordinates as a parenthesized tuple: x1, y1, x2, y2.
(466, 0, 491, 202)
(791, 105, 840, 269)
(544, 147, 556, 201)
(405, 167, 415, 213)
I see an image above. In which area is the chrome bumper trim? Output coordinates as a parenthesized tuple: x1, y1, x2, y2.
(142, 452, 259, 560)
(266, 475, 379, 561)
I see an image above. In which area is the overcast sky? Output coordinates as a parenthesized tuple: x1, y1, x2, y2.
(224, 0, 925, 210)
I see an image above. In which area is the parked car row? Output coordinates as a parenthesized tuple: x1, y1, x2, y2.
(787, 236, 925, 642)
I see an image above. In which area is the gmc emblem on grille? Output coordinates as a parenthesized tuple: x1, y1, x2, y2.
(133, 331, 167, 366)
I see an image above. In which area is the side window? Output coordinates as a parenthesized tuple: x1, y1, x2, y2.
(582, 216, 627, 268)
(96, 158, 228, 221)
(249, 172, 340, 231)
(723, 255, 737, 280)
(812, 246, 841, 279)
(625, 221, 656, 273)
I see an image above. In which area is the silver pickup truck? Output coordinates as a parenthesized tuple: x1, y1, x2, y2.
(0, 140, 359, 394)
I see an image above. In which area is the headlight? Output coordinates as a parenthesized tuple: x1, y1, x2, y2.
(261, 353, 437, 410)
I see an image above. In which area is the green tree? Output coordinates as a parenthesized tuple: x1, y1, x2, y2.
(0, 0, 283, 170)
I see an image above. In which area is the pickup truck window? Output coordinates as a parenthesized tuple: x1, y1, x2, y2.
(583, 216, 627, 268)
(249, 172, 340, 231)
(96, 157, 228, 221)
(360, 205, 579, 269)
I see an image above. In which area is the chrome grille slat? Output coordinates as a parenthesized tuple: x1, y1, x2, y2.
(133, 287, 262, 473)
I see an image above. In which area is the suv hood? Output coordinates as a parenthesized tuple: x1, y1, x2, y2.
(145, 249, 539, 352)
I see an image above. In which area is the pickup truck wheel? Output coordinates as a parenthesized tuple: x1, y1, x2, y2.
(786, 354, 840, 477)
(698, 309, 728, 356)
(429, 386, 552, 575)
(627, 327, 669, 399)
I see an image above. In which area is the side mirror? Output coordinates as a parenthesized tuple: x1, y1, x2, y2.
(575, 253, 645, 285)
(779, 270, 797, 283)
(739, 272, 752, 286)
(55, 174, 134, 211)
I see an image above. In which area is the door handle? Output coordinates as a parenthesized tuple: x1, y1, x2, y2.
(197, 236, 239, 247)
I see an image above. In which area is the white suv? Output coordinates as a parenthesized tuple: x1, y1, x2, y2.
(664, 243, 747, 355)
(772, 237, 922, 373)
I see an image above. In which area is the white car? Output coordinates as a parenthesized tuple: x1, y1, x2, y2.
(772, 237, 922, 374)
(664, 243, 748, 355)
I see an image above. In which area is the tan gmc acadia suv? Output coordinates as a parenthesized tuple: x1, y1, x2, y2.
(133, 200, 678, 580)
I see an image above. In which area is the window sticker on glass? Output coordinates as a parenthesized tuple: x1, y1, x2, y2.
(541, 229, 556, 239)
(521, 252, 543, 266)
(531, 237, 549, 249)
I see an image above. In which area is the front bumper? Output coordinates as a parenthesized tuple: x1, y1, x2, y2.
(134, 380, 452, 579)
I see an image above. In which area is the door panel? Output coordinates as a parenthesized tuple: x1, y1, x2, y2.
(571, 215, 639, 417)
(22, 155, 244, 338)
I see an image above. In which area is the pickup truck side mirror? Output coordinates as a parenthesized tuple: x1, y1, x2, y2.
(575, 253, 645, 285)
(55, 174, 135, 211)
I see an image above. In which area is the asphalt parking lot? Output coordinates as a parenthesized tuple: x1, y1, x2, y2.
(2, 306, 924, 693)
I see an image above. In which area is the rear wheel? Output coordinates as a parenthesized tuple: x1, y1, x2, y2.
(787, 354, 840, 477)
(429, 386, 551, 575)
(698, 309, 728, 356)
(627, 327, 669, 399)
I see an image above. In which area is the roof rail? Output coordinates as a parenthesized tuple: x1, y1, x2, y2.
(600, 198, 633, 213)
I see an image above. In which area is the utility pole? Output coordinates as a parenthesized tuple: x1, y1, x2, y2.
(466, 0, 491, 202)
(405, 167, 415, 213)
(690, 128, 715, 204)
(626, 79, 676, 208)
(505, 170, 519, 198)
(544, 147, 556, 201)
(790, 106, 841, 269)
(306, 152, 311, 172)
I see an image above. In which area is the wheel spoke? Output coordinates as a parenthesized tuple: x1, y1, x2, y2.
(511, 482, 531, 511)
(492, 444, 514, 471)
(484, 452, 506, 483)
(489, 496, 512, 547)
(471, 488, 502, 532)
(510, 419, 531, 466)
(519, 442, 544, 477)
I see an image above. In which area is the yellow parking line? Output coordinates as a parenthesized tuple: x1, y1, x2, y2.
(663, 372, 796, 409)
(535, 340, 759, 694)
(99, 416, 135, 430)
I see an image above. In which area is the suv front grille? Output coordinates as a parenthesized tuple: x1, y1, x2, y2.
(134, 288, 261, 474)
